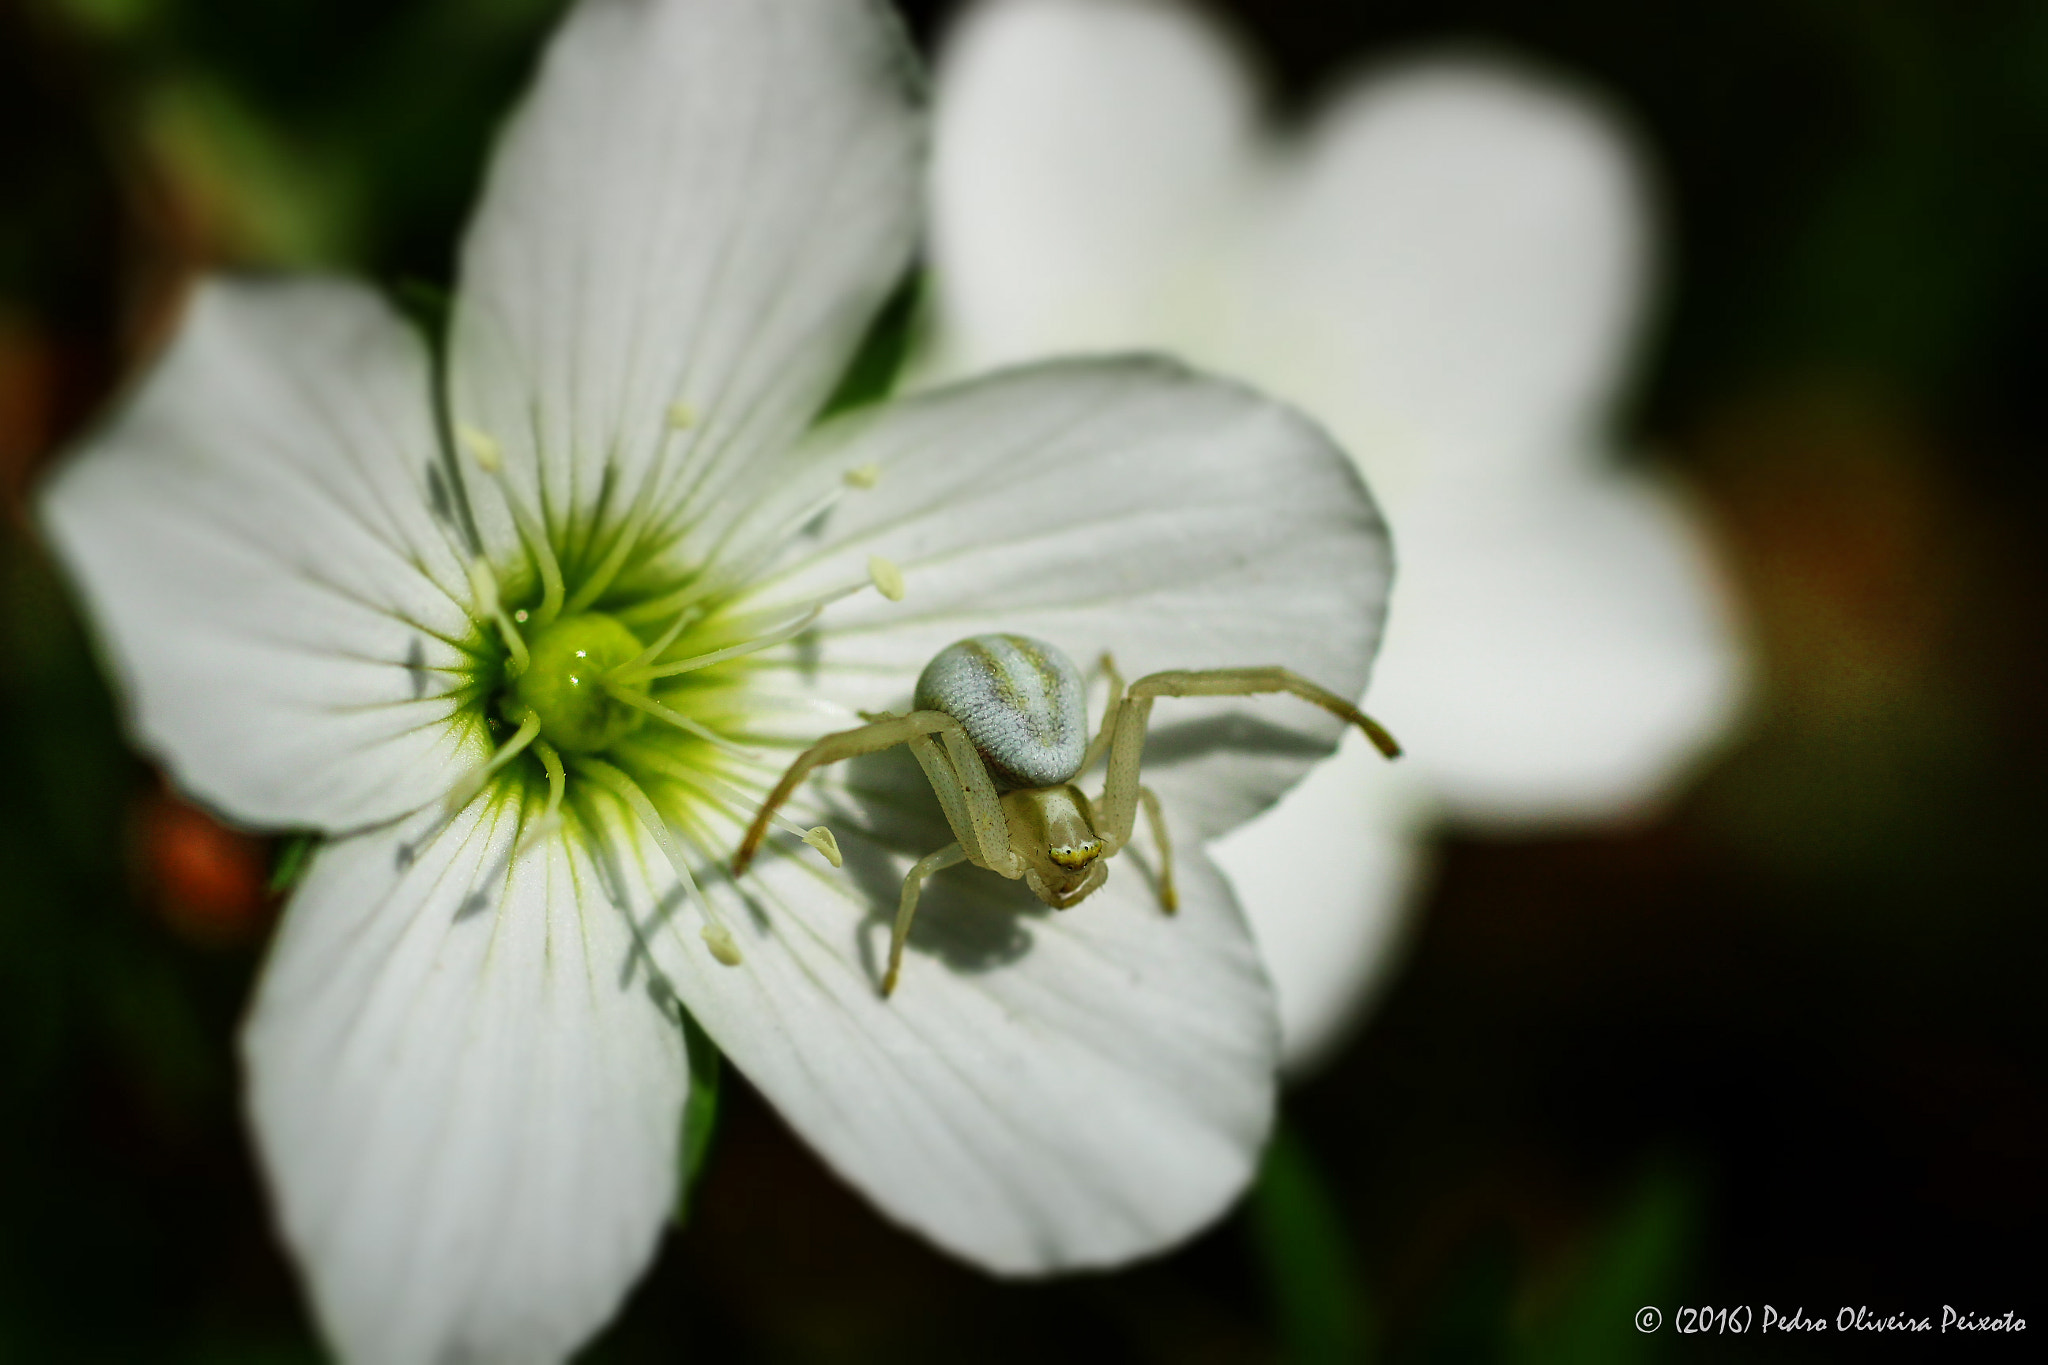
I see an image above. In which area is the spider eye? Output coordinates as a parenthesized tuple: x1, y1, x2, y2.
(1048, 840, 1101, 870)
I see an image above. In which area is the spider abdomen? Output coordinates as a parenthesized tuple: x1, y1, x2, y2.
(915, 634, 1088, 790)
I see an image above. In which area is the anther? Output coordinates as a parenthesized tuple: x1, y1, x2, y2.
(468, 558, 530, 675)
(843, 462, 881, 489)
(701, 923, 743, 966)
(455, 423, 564, 624)
(457, 423, 503, 474)
(867, 555, 906, 602)
(802, 826, 843, 867)
(666, 401, 697, 431)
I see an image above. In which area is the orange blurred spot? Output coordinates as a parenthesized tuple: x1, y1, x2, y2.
(138, 786, 273, 947)
(0, 311, 59, 511)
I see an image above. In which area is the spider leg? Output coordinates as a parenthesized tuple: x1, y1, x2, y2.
(930, 725, 1023, 877)
(1138, 784, 1177, 914)
(1080, 651, 1126, 774)
(905, 732, 1021, 876)
(1096, 666, 1398, 853)
(884, 841, 967, 997)
(734, 711, 954, 874)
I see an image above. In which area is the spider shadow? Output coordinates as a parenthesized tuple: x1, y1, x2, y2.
(1139, 712, 1335, 768)
(821, 744, 1044, 988)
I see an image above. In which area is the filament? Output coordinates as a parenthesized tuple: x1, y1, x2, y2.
(513, 739, 568, 857)
(444, 710, 541, 813)
(459, 424, 565, 625)
(559, 498, 658, 618)
(619, 605, 822, 684)
(576, 757, 742, 965)
(619, 742, 839, 866)
(602, 682, 759, 757)
(467, 558, 529, 675)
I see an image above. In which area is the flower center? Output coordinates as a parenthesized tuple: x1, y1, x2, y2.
(506, 612, 647, 753)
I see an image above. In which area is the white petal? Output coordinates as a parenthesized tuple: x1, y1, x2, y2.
(1238, 57, 1649, 489)
(40, 279, 482, 831)
(244, 801, 687, 1365)
(726, 357, 1393, 841)
(1208, 733, 1432, 1071)
(604, 773, 1277, 1274)
(1367, 469, 1748, 826)
(449, 0, 924, 557)
(926, 0, 1256, 375)
(618, 357, 1394, 1271)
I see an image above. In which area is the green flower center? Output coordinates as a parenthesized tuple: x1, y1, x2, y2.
(506, 612, 648, 753)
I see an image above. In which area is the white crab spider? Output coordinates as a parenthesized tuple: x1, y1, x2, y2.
(734, 634, 1401, 996)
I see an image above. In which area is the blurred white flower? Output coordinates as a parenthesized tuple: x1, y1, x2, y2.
(40, 0, 1394, 1360)
(925, 0, 1747, 1067)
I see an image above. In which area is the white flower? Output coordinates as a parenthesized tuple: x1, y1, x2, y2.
(39, 0, 1392, 1361)
(924, 0, 1747, 1067)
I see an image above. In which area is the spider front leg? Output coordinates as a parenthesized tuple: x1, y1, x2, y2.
(1095, 665, 1400, 874)
(905, 727, 1022, 878)
(736, 707, 1026, 998)
(735, 711, 960, 874)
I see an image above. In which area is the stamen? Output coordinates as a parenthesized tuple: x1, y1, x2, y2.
(468, 558, 530, 675)
(617, 595, 712, 675)
(866, 555, 906, 602)
(513, 739, 568, 857)
(576, 758, 743, 966)
(682, 477, 857, 611)
(457, 423, 503, 474)
(559, 501, 658, 618)
(711, 577, 874, 637)
(802, 826, 843, 867)
(619, 604, 821, 683)
(602, 682, 759, 757)
(843, 462, 881, 489)
(445, 710, 541, 813)
(667, 401, 697, 431)
(456, 423, 565, 624)
(610, 531, 900, 667)
(619, 743, 838, 865)
(509, 501, 566, 625)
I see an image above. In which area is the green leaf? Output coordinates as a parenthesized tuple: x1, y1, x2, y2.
(1513, 1162, 1698, 1365)
(266, 833, 318, 893)
(673, 1003, 723, 1225)
(391, 276, 453, 352)
(1247, 1123, 1378, 1365)
(816, 268, 924, 421)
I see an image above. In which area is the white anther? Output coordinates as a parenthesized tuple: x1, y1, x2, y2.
(701, 922, 743, 966)
(843, 462, 881, 490)
(867, 555, 906, 602)
(666, 401, 697, 431)
(801, 826, 843, 868)
(457, 423, 503, 473)
(467, 557, 503, 616)
(467, 557, 529, 674)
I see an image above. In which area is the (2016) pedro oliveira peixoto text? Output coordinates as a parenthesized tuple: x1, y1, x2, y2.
(1643, 1304, 2027, 1334)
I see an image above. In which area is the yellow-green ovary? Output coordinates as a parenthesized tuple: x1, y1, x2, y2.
(508, 612, 647, 752)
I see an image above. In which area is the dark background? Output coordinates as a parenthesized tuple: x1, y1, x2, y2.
(3, 0, 2043, 1359)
